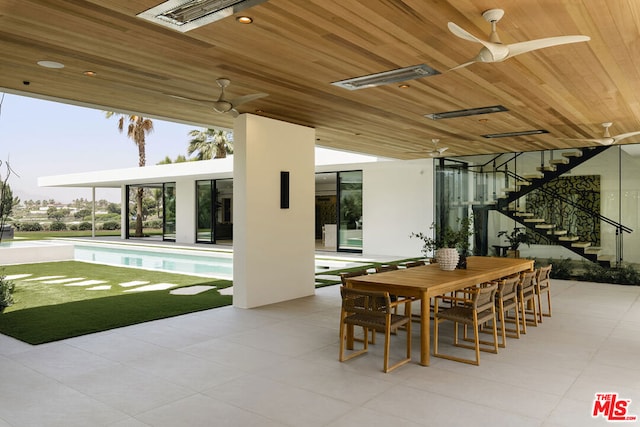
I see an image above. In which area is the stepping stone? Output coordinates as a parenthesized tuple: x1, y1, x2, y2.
(43, 277, 86, 284)
(119, 280, 150, 288)
(170, 285, 216, 295)
(218, 286, 233, 296)
(64, 280, 108, 287)
(4, 274, 32, 280)
(24, 276, 65, 281)
(123, 283, 178, 292)
(315, 274, 341, 281)
(87, 285, 112, 291)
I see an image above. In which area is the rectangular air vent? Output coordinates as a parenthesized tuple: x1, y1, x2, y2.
(424, 105, 508, 120)
(482, 129, 549, 138)
(332, 64, 440, 90)
(138, 0, 268, 32)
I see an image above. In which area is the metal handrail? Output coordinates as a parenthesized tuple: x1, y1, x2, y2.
(502, 170, 632, 234)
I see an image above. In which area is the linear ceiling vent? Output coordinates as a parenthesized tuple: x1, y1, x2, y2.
(331, 64, 440, 90)
(137, 0, 268, 32)
(482, 129, 549, 138)
(425, 105, 508, 120)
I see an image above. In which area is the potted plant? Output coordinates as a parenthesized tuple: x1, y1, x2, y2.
(497, 227, 532, 258)
(0, 274, 15, 313)
(411, 217, 473, 270)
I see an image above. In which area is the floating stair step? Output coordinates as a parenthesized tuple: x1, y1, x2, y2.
(571, 242, 592, 248)
(549, 158, 570, 165)
(522, 173, 544, 179)
(597, 255, 614, 262)
(584, 247, 602, 254)
(552, 229, 568, 236)
(558, 236, 580, 242)
(501, 187, 517, 193)
(562, 151, 583, 158)
(535, 223, 556, 229)
(516, 180, 532, 187)
(513, 212, 535, 217)
(537, 165, 557, 172)
(523, 218, 546, 223)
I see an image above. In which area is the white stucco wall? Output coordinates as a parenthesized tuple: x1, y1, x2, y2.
(362, 160, 434, 258)
(233, 114, 316, 308)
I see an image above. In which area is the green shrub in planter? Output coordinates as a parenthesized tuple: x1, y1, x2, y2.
(144, 219, 163, 229)
(17, 222, 42, 232)
(50, 221, 67, 231)
(101, 221, 120, 230)
(78, 222, 92, 231)
(0, 274, 15, 313)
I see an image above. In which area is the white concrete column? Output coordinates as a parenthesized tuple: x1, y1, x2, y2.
(233, 114, 315, 308)
(175, 180, 196, 243)
(120, 185, 127, 239)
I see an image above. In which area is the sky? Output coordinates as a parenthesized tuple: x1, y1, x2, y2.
(0, 93, 203, 203)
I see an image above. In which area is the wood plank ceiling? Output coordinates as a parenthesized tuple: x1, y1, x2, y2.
(1, 0, 640, 159)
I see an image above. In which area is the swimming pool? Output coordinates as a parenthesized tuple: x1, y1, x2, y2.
(71, 241, 369, 279)
(74, 243, 234, 279)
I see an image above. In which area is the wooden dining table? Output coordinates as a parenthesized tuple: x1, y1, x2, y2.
(344, 256, 535, 366)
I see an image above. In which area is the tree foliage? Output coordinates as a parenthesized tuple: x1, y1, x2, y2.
(187, 128, 233, 160)
(106, 112, 153, 237)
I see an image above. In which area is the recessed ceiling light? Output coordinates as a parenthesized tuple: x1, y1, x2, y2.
(83, 71, 97, 77)
(236, 16, 253, 24)
(37, 60, 64, 69)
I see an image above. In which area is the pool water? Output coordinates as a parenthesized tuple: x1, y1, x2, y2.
(74, 244, 233, 279)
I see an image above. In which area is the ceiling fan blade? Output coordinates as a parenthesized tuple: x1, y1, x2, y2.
(611, 131, 640, 144)
(229, 108, 240, 118)
(229, 93, 268, 107)
(438, 147, 449, 153)
(447, 22, 508, 63)
(449, 60, 477, 71)
(447, 22, 486, 44)
(165, 93, 215, 104)
(561, 137, 615, 145)
(507, 35, 590, 58)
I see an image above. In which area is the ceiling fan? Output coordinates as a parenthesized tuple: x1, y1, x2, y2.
(407, 139, 449, 157)
(447, 8, 590, 71)
(562, 122, 640, 146)
(211, 78, 268, 117)
(168, 78, 268, 117)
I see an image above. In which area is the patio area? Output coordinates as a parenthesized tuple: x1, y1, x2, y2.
(0, 278, 639, 426)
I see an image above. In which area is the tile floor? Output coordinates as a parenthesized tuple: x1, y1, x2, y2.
(1, 278, 639, 426)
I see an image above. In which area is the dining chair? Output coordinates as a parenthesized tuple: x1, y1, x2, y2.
(375, 264, 399, 273)
(433, 282, 499, 365)
(535, 264, 553, 323)
(338, 287, 412, 373)
(340, 270, 375, 344)
(517, 269, 539, 333)
(494, 274, 521, 346)
(404, 260, 425, 268)
(375, 264, 416, 321)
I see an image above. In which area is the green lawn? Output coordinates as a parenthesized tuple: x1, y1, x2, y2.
(0, 261, 232, 344)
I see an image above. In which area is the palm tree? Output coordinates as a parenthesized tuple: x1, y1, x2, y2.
(187, 128, 233, 160)
(105, 112, 154, 237)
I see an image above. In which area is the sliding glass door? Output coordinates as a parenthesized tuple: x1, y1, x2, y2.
(196, 179, 233, 245)
(338, 170, 363, 252)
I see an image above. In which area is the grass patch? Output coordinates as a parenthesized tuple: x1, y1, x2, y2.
(0, 261, 232, 344)
(13, 230, 121, 240)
